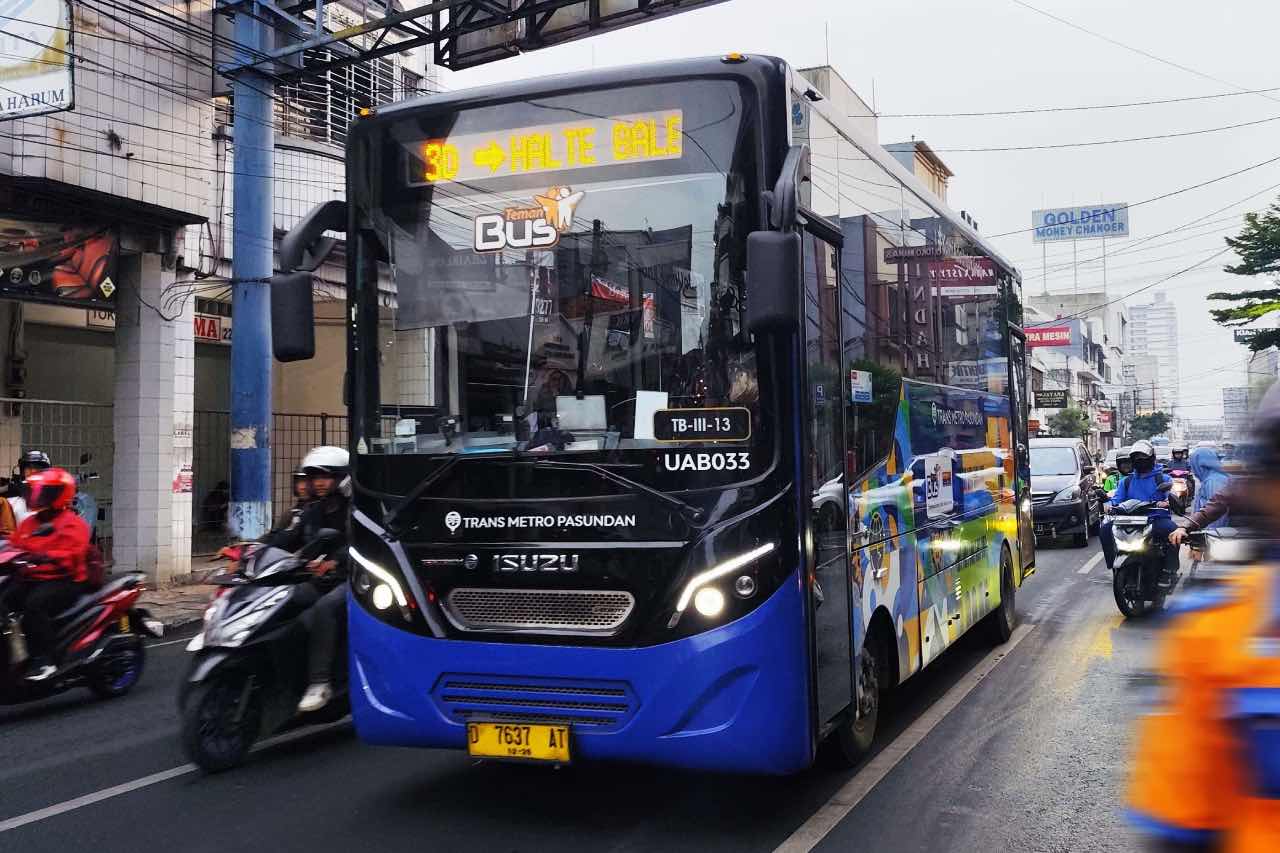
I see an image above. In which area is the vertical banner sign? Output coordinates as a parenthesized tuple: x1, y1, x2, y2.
(0, 0, 74, 119)
(1032, 204, 1129, 242)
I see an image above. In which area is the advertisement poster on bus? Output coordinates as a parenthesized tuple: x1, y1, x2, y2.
(921, 453, 954, 519)
(0, 0, 74, 120)
(0, 221, 116, 308)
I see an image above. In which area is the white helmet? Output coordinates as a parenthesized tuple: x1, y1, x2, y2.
(1129, 439, 1155, 460)
(300, 445, 350, 497)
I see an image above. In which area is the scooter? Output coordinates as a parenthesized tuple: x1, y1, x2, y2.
(1110, 481, 1180, 617)
(179, 530, 347, 772)
(0, 547, 160, 706)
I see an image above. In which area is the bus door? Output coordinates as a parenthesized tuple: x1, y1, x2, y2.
(1008, 326, 1036, 577)
(800, 219, 854, 727)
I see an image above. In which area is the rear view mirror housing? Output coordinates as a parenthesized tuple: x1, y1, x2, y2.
(270, 272, 316, 362)
(746, 231, 801, 335)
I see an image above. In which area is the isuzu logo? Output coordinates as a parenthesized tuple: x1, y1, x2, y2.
(493, 553, 580, 573)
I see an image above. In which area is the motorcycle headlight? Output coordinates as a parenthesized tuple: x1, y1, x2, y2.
(1114, 525, 1151, 553)
(1053, 486, 1081, 504)
(206, 586, 290, 648)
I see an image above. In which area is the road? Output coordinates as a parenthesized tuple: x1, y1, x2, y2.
(1, 542, 1160, 852)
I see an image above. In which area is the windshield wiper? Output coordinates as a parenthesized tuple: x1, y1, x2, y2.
(522, 459, 705, 525)
(384, 455, 462, 535)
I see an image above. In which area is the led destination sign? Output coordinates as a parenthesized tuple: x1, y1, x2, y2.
(410, 110, 684, 185)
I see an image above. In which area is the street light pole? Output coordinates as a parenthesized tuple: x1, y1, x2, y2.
(227, 2, 274, 539)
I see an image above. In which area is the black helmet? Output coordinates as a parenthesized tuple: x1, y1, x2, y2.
(18, 449, 50, 472)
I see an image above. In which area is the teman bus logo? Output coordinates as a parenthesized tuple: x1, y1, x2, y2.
(444, 510, 462, 534)
(473, 187, 585, 253)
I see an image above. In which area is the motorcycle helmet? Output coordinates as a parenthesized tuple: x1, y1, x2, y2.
(26, 467, 76, 511)
(1171, 442, 1189, 463)
(1129, 439, 1156, 473)
(300, 445, 350, 497)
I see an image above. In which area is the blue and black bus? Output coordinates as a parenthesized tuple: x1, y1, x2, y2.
(272, 54, 1034, 773)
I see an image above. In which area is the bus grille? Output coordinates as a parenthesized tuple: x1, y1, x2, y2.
(443, 588, 635, 636)
(432, 674, 638, 731)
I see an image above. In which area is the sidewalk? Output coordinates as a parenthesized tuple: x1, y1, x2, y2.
(138, 582, 214, 631)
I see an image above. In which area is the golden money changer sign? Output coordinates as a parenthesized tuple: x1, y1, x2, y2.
(0, 0, 73, 119)
(411, 109, 684, 185)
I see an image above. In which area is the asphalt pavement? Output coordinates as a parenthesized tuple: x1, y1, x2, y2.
(1, 539, 1160, 853)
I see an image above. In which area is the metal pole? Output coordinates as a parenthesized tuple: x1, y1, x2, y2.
(228, 1, 274, 539)
(1072, 239, 1078, 296)
(1101, 236, 1107, 298)
(1041, 242, 1047, 295)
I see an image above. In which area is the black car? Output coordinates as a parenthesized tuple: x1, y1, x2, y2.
(1029, 438, 1103, 547)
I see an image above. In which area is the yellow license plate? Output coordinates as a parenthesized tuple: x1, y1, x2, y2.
(466, 722, 570, 763)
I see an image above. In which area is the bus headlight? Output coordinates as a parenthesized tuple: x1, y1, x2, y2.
(350, 546, 413, 622)
(668, 542, 775, 628)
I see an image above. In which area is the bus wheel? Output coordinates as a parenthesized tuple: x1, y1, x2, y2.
(823, 627, 888, 768)
(985, 547, 1016, 644)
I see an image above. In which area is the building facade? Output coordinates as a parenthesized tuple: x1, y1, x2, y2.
(1127, 291, 1179, 416)
(0, 1, 436, 582)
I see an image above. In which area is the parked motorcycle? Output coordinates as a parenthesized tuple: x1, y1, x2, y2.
(0, 546, 160, 706)
(179, 530, 346, 772)
(1110, 482, 1179, 617)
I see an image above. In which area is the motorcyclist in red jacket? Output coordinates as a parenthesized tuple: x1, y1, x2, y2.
(6, 467, 91, 680)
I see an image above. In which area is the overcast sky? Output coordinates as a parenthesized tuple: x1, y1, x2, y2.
(448, 0, 1280, 422)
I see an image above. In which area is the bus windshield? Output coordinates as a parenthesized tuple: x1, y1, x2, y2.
(351, 79, 761, 457)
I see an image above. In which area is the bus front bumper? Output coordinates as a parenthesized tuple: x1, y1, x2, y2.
(348, 571, 812, 774)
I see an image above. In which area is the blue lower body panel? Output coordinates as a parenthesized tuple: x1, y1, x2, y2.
(349, 570, 813, 774)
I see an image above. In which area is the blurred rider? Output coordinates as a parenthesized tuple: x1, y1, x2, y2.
(1127, 383, 1280, 851)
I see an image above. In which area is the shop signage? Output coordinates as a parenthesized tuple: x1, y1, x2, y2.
(194, 312, 233, 344)
(1032, 203, 1129, 242)
(849, 369, 872, 403)
(1027, 326, 1072, 347)
(927, 256, 998, 297)
(1037, 389, 1069, 408)
(884, 244, 946, 262)
(0, 0, 74, 120)
(1233, 329, 1260, 343)
(0, 224, 116, 308)
(1094, 409, 1113, 432)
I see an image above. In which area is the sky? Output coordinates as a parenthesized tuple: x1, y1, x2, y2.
(446, 0, 1280, 423)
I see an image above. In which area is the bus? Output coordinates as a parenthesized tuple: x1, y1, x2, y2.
(271, 54, 1034, 773)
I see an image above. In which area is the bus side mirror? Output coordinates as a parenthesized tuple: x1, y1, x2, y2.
(270, 271, 315, 362)
(746, 231, 801, 335)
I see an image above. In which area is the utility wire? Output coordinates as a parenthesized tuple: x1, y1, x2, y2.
(932, 113, 1280, 153)
(877, 85, 1280, 118)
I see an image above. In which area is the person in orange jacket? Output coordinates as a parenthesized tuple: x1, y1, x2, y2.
(1127, 384, 1280, 852)
(5, 467, 91, 681)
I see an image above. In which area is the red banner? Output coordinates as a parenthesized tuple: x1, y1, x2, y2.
(1027, 326, 1072, 347)
(590, 275, 628, 303)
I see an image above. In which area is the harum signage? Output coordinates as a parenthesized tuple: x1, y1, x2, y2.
(1037, 389, 1069, 409)
(1032, 204, 1129, 243)
(0, 0, 74, 120)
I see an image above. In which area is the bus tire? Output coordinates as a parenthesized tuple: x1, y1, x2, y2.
(985, 546, 1016, 644)
(822, 622, 890, 768)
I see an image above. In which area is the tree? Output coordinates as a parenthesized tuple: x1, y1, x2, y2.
(1130, 411, 1172, 441)
(1208, 199, 1280, 351)
(1048, 407, 1091, 438)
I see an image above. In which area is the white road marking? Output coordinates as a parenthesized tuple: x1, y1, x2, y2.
(1077, 552, 1105, 575)
(148, 635, 198, 648)
(0, 719, 351, 833)
(774, 623, 1035, 853)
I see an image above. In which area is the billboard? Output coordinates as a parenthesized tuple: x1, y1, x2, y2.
(0, 221, 117, 308)
(1027, 326, 1073, 347)
(1032, 204, 1129, 243)
(1037, 389, 1068, 409)
(0, 0, 74, 120)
